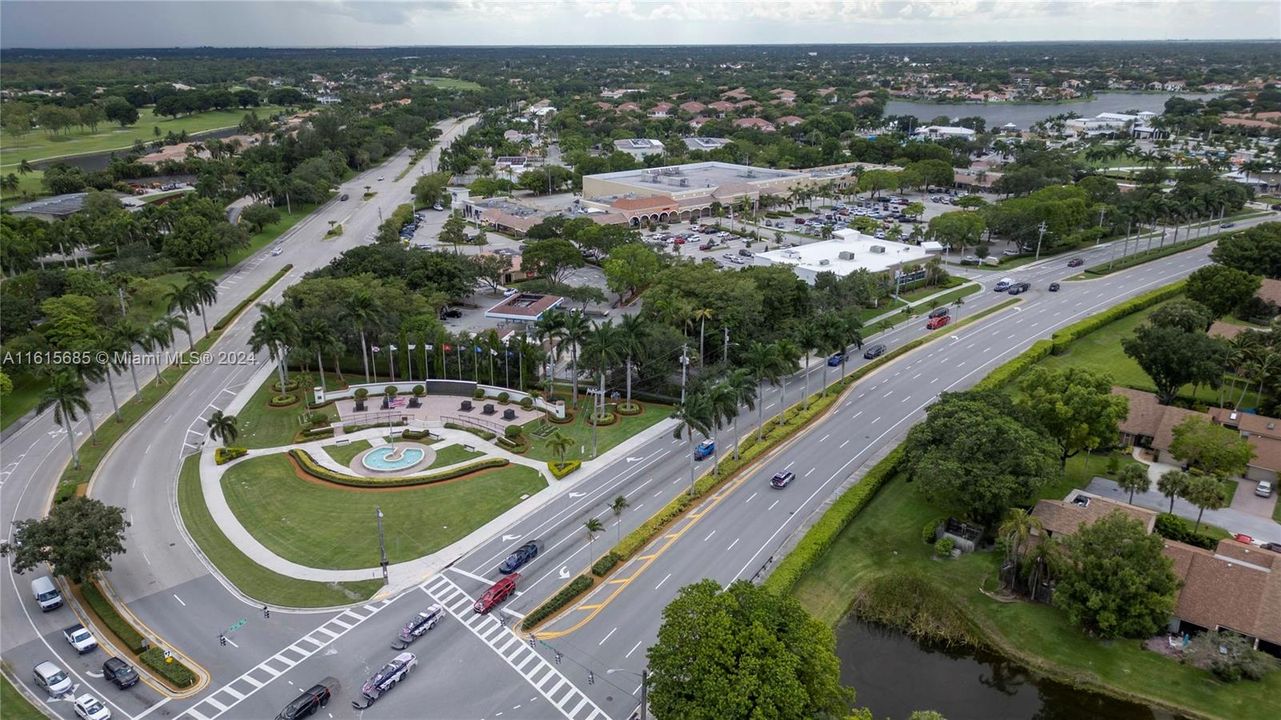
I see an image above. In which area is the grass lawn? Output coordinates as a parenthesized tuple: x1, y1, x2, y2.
(323, 440, 372, 466)
(222, 454, 546, 570)
(521, 398, 671, 462)
(425, 443, 485, 469)
(0, 673, 43, 720)
(790, 473, 1281, 720)
(855, 281, 978, 325)
(0, 169, 44, 205)
(0, 106, 287, 168)
(415, 76, 484, 91)
(233, 377, 311, 449)
(177, 456, 382, 607)
(0, 374, 46, 433)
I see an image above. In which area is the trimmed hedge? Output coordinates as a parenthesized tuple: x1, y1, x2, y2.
(213, 264, 292, 331)
(1084, 237, 1216, 276)
(548, 460, 581, 479)
(139, 647, 196, 688)
(273, 379, 300, 393)
(617, 401, 642, 416)
(401, 428, 435, 441)
(1049, 280, 1186, 355)
(343, 419, 406, 434)
(519, 397, 534, 410)
(214, 447, 248, 465)
(289, 449, 507, 488)
(589, 412, 618, 426)
(268, 393, 299, 407)
(591, 551, 621, 577)
(444, 422, 496, 441)
(973, 340, 1053, 392)
(1155, 513, 1218, 550)
(521, 575, 593, 630)
(80, 582, 147, 653)
(763, 447, 906, 595)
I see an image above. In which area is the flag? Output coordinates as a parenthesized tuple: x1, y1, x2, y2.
(425, 344, 434, 351)
(491, 349, 498, 356)
(408, 344, 417, 350)
(371, 345, 381, 353)
(443, 344, 452, 352)
(390, 344, 398, 352)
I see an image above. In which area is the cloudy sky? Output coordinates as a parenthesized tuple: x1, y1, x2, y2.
(2, 1, 1278, 48)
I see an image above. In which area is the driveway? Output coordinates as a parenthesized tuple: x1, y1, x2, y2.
(1232, 476, 1278, 519)
(1085, 477, 1281, 544)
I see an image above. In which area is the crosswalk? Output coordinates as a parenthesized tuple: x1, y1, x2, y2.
(173, 599, 394, 720)
(422, 574, 611, 720)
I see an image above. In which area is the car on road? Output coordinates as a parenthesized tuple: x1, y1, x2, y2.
(960, 255, 981, 265)
(863, 344, 886, 360)
(102, 657, 139, 689)
(1007, 282, 1031, 295)
(64, 624, 98, 653)
(30, 575, 62, 611)
(738, 248, 753, 257)
(271, 246, 283, 256)
(1067, 258, 1084, 267)
(694, 439, 715, 461)
(276, 684, 331, 719)
(827, 351, 845, 367)
(1263, 542, 1281, 553)
(74, 693, 111, 720)
(770, 471, 795, 489)
(339, 193, 349, 201)
(926, 315, 951, 330)
(433, 204, 444, 211)
(354, 653, 417, 709)
(1256, 480, 1274, 498)
(1221, 222, 1236, 229)
(1049, 282, 1061, 292)
(499, 541, 540, 573)
(394, 605, 445, 649)
(927, 307, 949, 319)
(377, 176, 385, 181)
(442, 308, 463, 319)
(474, 575, 518, 614)
(34, 661, 72, 696)
(993, 278, 1013, 292)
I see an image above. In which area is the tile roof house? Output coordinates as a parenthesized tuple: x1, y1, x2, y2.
(1208, 321, 1248, 341)
(679, 101, 707, 114)
(776, 115, 804, 127)
(707, 100, 736, 116)
(1207, 407, 1281, 482)
(720, 87, 751, 101)
(1111, 387, 1207, 462)
(616, 102, 641, 113)
(648, 102, 674, 118)
(1031, 490, 1158, 540)
(733, 117, 776, 133)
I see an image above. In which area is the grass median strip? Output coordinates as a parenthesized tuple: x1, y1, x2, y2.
(0, 673, 44, 720)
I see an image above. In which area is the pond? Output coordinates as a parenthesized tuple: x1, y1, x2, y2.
(884, 92, 1220, 130)
(836, 619, 1180, 720)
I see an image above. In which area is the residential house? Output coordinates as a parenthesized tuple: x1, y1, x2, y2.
(720, 87, 751, 102)
(1111, 386, 1206, 461)
(775, 115, 804, 128)
(733, 118, 776, 133)
(616, 102, 641, 113)
(707, 100, 736, 117)
(648, 102, 674, 119)
(1207, 408, 1281, 483)
(679, 101, 707, 114)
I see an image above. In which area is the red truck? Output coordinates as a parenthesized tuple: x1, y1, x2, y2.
(926, 315, 951, 330)
(474, 574, 519, 614)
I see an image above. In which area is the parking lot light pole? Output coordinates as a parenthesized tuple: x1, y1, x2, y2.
(376, 506, 389, 584)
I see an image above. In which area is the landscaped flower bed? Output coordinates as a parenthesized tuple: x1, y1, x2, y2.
(548, 460, 581, 479)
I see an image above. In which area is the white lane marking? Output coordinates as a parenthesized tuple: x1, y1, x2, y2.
(840, 439, 851, 448)
(598, 627, 617, 646)
(173, 594, 186, 606)
(805, 467, 815, 477)
(911, 373, 921, 380)
(450, 567, 493, 585)
(625, 640, 643, 658)
(703, 529, 716, 542)
(851, 410, 863, 419)
(745, 492, 758, 503)
(819, 433, 830, 443)
(727, 538, 740, 551)
(655, 573, 672, 590)
(784, 461, 795, 470)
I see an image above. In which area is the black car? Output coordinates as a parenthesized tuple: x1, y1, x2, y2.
(1067, 258, 1084, 268)
(1007, 282, 1030, 295)
(276, 684, 331, 720)
(1049, 282, 1061, 292)
(102, 657, 139, 689)
(499, 541, 539, 574)
(863, 344, 887, 359)
(1262, 542, 1281, 553)
(927, 307, 949, 319)
(770, 471, 796, 489)
(442, 308, 463, 319)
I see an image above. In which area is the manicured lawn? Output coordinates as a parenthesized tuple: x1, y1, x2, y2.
(0, 169, 44, 205)
(233, 376, 310, 449)
(790, 474, 1281, 720)
(222, 454, 546, 570)
(855, 281, 977, 325)
(1, 673, 44, 720)
(0, 106, 287, 168)
(323, 440, 372, 466)
(426, 442, 485, 469)
(521, 399, 671, 462)
(415, 76, 484, 91)
(0, 374, 45, 432)
(218, 203, 319, 270)
(177, 456, 382, 607)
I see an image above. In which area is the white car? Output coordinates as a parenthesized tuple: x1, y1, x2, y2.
(74, 693, 112, 720)
(33, 661, 72, 696)
(271, 246, 283, 256)
(64, 624, 98, 654)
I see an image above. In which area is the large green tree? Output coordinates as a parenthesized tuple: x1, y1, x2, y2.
(647, 580, 854, 720)
(521, 237, 584, 285)
(1184, 265, 1262, 324)
(1016, 367, 1129, 468)
(0, 497, 130, 584)
(1121, 324, 1229, 405)
(1168, 416, 1254, 478)
(1210, 223, 1281, 279)
(1053, 512, 1179, 639)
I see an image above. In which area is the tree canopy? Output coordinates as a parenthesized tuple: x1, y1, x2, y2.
(0, 497, 130, 584)
(1016, 366, 1129, 468)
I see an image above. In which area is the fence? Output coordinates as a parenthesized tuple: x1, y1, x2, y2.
(442, 414, 509, 435)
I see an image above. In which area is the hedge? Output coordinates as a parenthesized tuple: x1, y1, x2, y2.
(268, 393, 299, 407)
(401, 428, 435, 441)
(80, 582, 147, 653)
(214, 447, 248, 465)
(1155, 513, 1218, 550)
(139, 647, 196, 688)
(1083, 237, 1217, 276)
(591, 551, 621, 577)
(548, 460, 581, 479)
(213, 264, 293, 331)
(296, 428, 334, 442)
(521, 575, 593, 630)
(617, 401, 643, 416)
(972, 340, 1054, 392)
(444, 422, 496, 441)
(343, 419, 406, 434)
(1049, 279, 1186, 355)
(589, 412, 618, 426)
(762, 447, 905, 595)
(289, 449, 507, 488)
(519, 397, 534, 410)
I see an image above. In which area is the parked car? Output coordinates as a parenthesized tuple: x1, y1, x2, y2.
(1256, 480, 1274, 498)
(30, 576, 62, 611)
(432, 204, 444, 211)
(927, 307, 949, 319)
(993, 278, 1013, 292)
(64, 624, 98, 654)
(770, 471, 795, 489)
(698, 242, 714, 251)
(1049, 282, 1061, 292)
(442, 308, 463, 319)
(102, 657, 139, 689)
(863, 344, 886, 360)
(276, 684, 331, 720)
(1262, 542, 1281, 553)
(926, 315, 951, 330)
(377, 176, 385, 181)
(738, 248, 753, 257)
(74, 693, 111, 720)
(1002, 249, 1020, 257)
(1067, 258, 1084, 267)
(960, 255, 981, 265)
(827, 352, 845, 367)
(33, 661, 72, 696)
(499, 541, 540, 574)
(694, 439, 715, 461)
(474, 575, 518, 614)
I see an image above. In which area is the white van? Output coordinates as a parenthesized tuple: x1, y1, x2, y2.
(31, 576, 62, 612)
(33, 661, 72, 696)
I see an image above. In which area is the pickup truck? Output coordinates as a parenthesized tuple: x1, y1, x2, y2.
(64, 624, 98, 654)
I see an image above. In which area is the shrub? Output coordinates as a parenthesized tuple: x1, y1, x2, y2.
(1154, 513, 1217, 550)
(80, 582, 147, 653)
(296, 428, 334, 442)
(520, 397, 534, 410)
(139, 647, 196, 688)
(443, 422, 496, 441)
(617, 401, 642, 416)
(268, 393, 298, 407)
(473, 387, 485, 399)
(289, 449, 507, 488)
(342, 419, 406, 434)
(214, 447, 248, 465)
(354, 388, 369, 400)
(273, 378, 300, 393)
(497, 392, 510, 404)
(521, 575, 593, 630)
(303, 411, 330, 428)
(592, 552, 621, 577)
(935, 536, 956, 558)
(401, 428, 434, 440)
(384, 385, 399, 397)
(921, 518, 940, 545)
(548, 460, 581, 479)
(504, 425, 522, 439)
(548, 409, 574, 424)
(590, 411, 617, 426)
(412, 385, 425, 397)
(1106, 454, 1121, 475)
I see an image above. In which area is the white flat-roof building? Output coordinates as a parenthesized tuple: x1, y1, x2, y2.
(612, 138, 666, 160)
(682, 137, 732, 151)
(1065, 111, 1158, 137)
(913, 125, 977, 140)
(758, 230, 931, 285)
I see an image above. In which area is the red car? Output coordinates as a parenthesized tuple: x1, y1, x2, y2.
(473, 574, 519, 614)
(926, 315, 951, 330)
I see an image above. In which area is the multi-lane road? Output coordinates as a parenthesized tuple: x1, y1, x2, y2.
(1, 154, 1272, 720)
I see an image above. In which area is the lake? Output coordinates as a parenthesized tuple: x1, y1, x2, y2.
(885, 92, 1220, 130)
(836, 619, 1180, 720)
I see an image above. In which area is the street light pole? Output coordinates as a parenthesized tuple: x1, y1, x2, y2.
(1034, 221, 1048, 261)
(376, 506, 389, 585)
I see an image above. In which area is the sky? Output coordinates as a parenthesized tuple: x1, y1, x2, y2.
(1, 0, 1278, 49)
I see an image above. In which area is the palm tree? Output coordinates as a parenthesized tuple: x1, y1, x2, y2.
(559, 310, 591, 404)
(1157, 470, 1190, 514)
(583, 517, 604, 574)
(145, 316, 187, 386)
(722, 368, 757, 461)
(299, 318, 340, 392)
(816, 313, 847, 394)
(997, 508, 1043, 590)
(546, 430, 574, 465)
(206, 410, 239, 447)
(581, 320, 623, 422)
(744, 341, 784, 440)
(1116, 464, 1151, 504)
(672, 390, 714, 493)
(610, 495, 630, 544)
(707, 380, 738, 475)
(837, 314, 864, 382)
(164, 281, 200, 351)
(795, 324, 820, 410)
(533, 308, 567, 396)
(616, 314, 647, 409)
(250, 302, 300, 392)
(342, 290, 383, 383)
(185, 272, 219, 336)
(108, 321, 145, 395)
(773, 338, 801, 410)
(691, 307, 714, 366)
(39, 372, 90, 469)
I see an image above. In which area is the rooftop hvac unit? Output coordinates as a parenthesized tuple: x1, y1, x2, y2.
(838, 251, 855, 260)
(818, 259, 831, 266)
(869, 245, 886, 254)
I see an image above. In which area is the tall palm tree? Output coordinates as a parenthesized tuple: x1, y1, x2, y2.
(546, 430, 574, 464)
(342, 290, 382, 383)
(250, 302, 300, 392)
(583, 518, 604, 574)
(721, 368, 757, 461)
(773, 338, 801, 410)
(795, 324, 820, 410)
(707, 380, 738, 475)
(299, 318, 340, 391)
(108, 321, 145, 395)
(533, 308, 567, 396)
(838, 314, 864, 382)
(164, 281, 200, 351)
(581, 321, 623, 458)
(672, 390, 714, 493)
(145, 316, 187, 386)
(559, 310, 591, 404)
(816, 313, 846, 394)
(185, 272, 219, 336)
(691, 307, 714, 367)
(616, 314, 647, 409)
(997, 508, 1043, 589)
(610, 495, 630, 545)
(744, 341, 783, 440)
(206, 410, 239, 447)
(39, 371, 90, 469)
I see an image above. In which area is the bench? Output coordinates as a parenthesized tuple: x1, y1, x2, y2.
(335, 438, 352, 447)
(482, 403, 497, 416)
(460, 400, 473, 412)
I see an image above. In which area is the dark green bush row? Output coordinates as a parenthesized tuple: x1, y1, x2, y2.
(81, 582, 147, 653)
(1154, 513, 1218, 550)
(268, 394, 298, 407)
(342, 420, 406, 434)
(617, 401, 643, 416)
(289, 449, 506, 487)
(548, 460, 581, 479)
(1084, 238, 1215, 276)
(763, 447, 905, 595)
(214, 446, 248, 465)
(519, 397, 534, 410)
(139, 647, 196, 688)
(591, 552, 621, 577)
(521, 575, 593, 631)
(213, 265, 293, 331)
(443, 422, 496, 441)
(400, 428, 435, 441)
(1049, 280, 1186, 354)
(973, 340, 1054, 392)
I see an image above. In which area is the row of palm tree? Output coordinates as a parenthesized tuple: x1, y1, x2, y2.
(581, 495, 632, 573)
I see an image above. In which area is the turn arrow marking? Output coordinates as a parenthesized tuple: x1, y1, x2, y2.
(501, 534, 522, 542)
(568, 492, 586, 498)
(558, 566, 570, 579)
